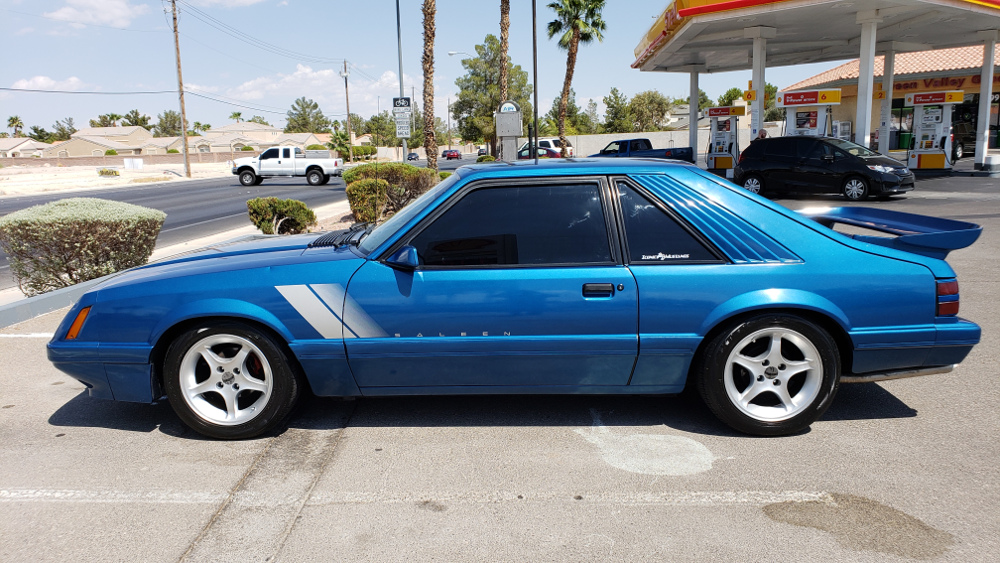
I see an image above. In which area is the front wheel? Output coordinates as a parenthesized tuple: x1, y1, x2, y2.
(163, 322, 302, 439)
(306, 169, 324, 186)
(843, 177, 869, 201)
(696, 314, 840, 436)
(239, 170, 257, 186)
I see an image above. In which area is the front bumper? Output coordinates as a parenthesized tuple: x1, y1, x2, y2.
(231, 167, 238, 175)
(877, 172, 916, 195)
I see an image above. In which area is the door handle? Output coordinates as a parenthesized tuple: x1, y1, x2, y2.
(582, 283, 615, 297)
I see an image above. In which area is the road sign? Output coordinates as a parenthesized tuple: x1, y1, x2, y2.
(393, 97, 411, 110)
(392, 106, 411, 114)
(395, 114, 411, 138)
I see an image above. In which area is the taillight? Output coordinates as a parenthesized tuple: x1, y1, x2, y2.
(936, 280, 959, 316)
(738, 151, 746, 163)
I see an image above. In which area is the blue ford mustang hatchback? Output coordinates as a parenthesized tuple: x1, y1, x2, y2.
(48, 159, 981, 439)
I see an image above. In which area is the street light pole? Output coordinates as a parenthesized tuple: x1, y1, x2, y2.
(395, 0, 408, 160)
(448, 97, 452, 150)
(341, 61, 354, 163)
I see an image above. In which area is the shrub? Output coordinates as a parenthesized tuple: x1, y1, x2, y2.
(97, 168, 119, 176)
(247, 197, 316, 235)
(341, 162, 437, 222)
(440, 172, 452, 181)
(306, 144, 327, 151)
(0, 198, 166, 296)
(104, 149, 118, 156)
(345, 179, 391, 223)
(241, 146, 254, 151)
(167, 148, 180, 154)
(476, 155, 496, 162)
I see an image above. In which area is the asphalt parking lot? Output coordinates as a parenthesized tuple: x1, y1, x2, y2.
(1, 174, 998, 562)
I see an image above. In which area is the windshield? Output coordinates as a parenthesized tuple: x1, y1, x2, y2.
(357, 172, 462, 255)
(824, 137, 878, 157)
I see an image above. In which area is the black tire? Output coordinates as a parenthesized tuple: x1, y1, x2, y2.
(163, 321, 302, 440)
(306, 169, 324, 186)
(842, 176, 869, 201)
(696, 314, 840, 436)
(953, 143, 964, 160)
(239, 170, 257, 186)
(741, 174, 764, 195)
(319, 174, 330, 185)
(253, 176, 264, 186)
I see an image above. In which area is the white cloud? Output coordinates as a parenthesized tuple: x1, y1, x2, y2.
(186, 83, 220, 94)
(11, 76, 88, 91)
(43, 0, 149, 29)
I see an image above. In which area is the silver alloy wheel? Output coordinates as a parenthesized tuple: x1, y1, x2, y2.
(178, 334, 274, 426)
(723, 327, 823, 422)
(743, 177, 762, 194)
(240, 171, 255, 185)
(844, 178, 867, 200)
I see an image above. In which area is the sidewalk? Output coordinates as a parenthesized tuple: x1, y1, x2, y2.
(0, 162, 234, 198)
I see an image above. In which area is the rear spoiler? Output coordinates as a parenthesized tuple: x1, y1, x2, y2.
(798, 207, 981, 259)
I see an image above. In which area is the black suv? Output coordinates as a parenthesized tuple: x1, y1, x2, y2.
(734, 136, 915, 200)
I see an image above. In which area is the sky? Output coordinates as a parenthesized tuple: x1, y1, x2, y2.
(1, 0, 849, 134)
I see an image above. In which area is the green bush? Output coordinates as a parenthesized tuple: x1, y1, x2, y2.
(166, 148, 179, 154)
(247, 197, 316, 235)
(439, 172, 452, 181)
(241, 146, 254, 151)
(104, 149, 118, 156)
(0, 198, 166, 296)
(345, 179, 391, 223)
(476, 155, 496, 162)
(306, 144, 327, 151)
(341, 162, 437, 222)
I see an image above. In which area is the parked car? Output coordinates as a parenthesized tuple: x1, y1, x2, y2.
(442, 149, 462, 160)
(232, 146, 343, 186)
(951, 121, 976, 160)
(734, 136, 915, 200)
(517, 146, 562, 159)
(407, 152, 419, 161)
(589, 138, 695, 163)
(48, 159, 980, 439)
(518, 137, 574, 156)
(477, 148, 488, 156)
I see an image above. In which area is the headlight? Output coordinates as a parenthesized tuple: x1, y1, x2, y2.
(867, 165, 889, 173)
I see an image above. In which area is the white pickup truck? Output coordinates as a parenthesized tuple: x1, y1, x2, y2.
(232, 146, 343, 186)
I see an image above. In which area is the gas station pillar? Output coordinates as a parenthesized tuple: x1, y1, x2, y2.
(855, 11, 882, 148)
(746, 27, 775, 138)
(689, 70, 699, 153)
(878, 50, 895, 156)
(975, 30, 998, 169)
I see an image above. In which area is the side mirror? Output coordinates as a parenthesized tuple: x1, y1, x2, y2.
(385, 245, 418, 271)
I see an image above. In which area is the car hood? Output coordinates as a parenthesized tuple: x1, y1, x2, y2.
(233, 156, 255, 166)
(95, 232, 363, 291)
(861, 154, 908, 169)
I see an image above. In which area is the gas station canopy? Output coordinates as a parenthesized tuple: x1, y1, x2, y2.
(634, 0, 1000, 73)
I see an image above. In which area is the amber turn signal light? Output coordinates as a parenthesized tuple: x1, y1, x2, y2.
(66, 307, 91, 340)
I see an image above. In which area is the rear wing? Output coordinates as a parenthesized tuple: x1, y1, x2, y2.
(798, 207, 981, 259)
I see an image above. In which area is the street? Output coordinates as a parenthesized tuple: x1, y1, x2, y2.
(0, 173, 997, 561)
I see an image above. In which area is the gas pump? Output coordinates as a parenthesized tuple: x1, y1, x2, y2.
(775, 89, 842, 137)
(905, 91, 962, 170)
(705, 105, 745, 178)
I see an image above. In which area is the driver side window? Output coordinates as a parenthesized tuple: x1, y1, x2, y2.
(260, 148, 278, 160)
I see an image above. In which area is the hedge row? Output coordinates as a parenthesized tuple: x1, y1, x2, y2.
(343, 162, 439, 223)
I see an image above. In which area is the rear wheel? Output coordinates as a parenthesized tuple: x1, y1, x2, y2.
(741, 174, 764, 195)
(306, 169, 324, 186)
(696, 314, 840, 436)
(843, 176, 869, 201)
(163, 321, 302, 440)
(953, 143, 964, 160)
(239, 170, 257, 186)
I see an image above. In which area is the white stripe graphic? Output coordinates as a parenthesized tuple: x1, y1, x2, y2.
(309, 283, 387, 339)
(276, 285, 342, 339)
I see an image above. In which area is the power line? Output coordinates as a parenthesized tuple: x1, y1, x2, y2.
(184, 91, 287, 115)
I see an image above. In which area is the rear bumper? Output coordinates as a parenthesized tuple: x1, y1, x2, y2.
(850, 319, 980, 375)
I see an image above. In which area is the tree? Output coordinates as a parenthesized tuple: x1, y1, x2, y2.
(602, 87, 632, 134)
(285, 97, 331, 133)
(680, 89, 712, 110)
(52, 118, 76, 142)
(326, 129, 351, 157)
(341, 114, 365, 138)
(89, 114, 118, 128)
(7, 116, 24, 137)
(247, 116, 270, 126)
(122, 109, 150, 128)
(579, 99, 601, 134)
(364, 111, 399, 146)
(0, 133, 8, 138)
(499, 0, 510, 102)
(422, 0, 439, 172)
(547, 0, 606, 156)
(28, 126, 53, 143)
(717, 87, 744, 107)
(153, 110, 182, 137)
(452, 34, 533, 155)
(229, 112, 243, 123)
(764, 83, 784, 122)
(191, 122, 205, 135)
(201, 123, 211, 131)
(629, 90, 674, 132)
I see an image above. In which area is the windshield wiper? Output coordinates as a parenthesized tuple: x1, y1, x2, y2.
(351, 223, 377, 246)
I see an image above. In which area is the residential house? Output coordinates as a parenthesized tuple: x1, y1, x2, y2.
(1, 138, 50, 157)
(189, 133, 259, 154)
(142, 137, 184, 155)
(203, 122, 283, 143)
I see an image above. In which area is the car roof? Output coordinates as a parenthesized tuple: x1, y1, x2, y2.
(452, 157, 696, 180)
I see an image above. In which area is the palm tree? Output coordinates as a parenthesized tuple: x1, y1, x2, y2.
(7, 116, 24, 137)
(547, 0, 606, 156)
(106, 113, 123, 127)
(422, 0, 438, 172)
(202, 123, 211, 131)
(229, 111, 243, 123)
(500, 0, 510, 102)
(192, 122, 204, 134)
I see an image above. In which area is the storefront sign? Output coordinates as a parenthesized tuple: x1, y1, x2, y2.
(777, 89, 842, 107)
(707, 106, 747, 117)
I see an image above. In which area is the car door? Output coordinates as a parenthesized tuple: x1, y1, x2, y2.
(794, 139, 840, 193)
(258, 148, 280, 175)
(761, 137, 799, 191)
(344, 178, 639, 390)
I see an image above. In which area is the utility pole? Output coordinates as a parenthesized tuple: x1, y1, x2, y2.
(170, 0, 191, 178)
(341, 61, 354, 162)
(447, 97, 452, 149)
(395, 0, 408, 160)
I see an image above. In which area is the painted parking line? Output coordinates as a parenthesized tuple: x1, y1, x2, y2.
(0, 333, 54, 338)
